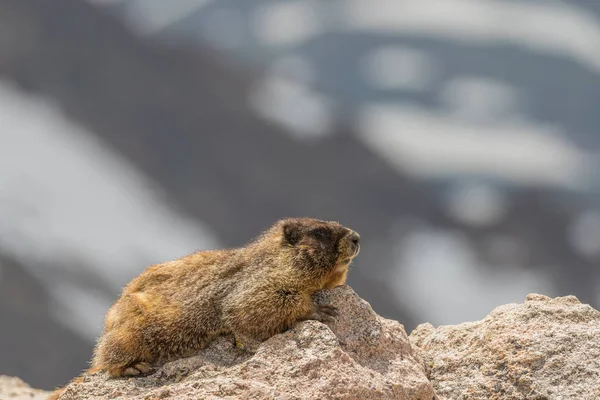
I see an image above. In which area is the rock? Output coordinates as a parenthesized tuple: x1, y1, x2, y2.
(57, 286, 434, 400)
(0, 376, 50, 400)
(11, 291, 600, 399)
(410, 293, 600, 400)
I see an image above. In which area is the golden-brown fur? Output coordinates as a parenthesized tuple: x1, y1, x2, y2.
(50, 218, 359, 399)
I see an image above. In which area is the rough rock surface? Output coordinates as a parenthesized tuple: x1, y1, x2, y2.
(410, 293, 600, 400)
(0, 376, 50, 400)
(57, 286, 434, 400)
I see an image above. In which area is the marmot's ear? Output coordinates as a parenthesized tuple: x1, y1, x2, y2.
(283, 222, 301, 245)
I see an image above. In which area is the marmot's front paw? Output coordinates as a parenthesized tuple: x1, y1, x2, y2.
(318, 303, 338, 318)
(309, 303, 338, 322)
(123, 362, 153, 376)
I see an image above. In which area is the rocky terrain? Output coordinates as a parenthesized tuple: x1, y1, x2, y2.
(6, 286, 599, 400)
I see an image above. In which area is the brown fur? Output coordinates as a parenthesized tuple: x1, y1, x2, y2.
(49, 218, 359, 399)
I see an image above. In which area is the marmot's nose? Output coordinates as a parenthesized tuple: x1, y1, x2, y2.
(349, 231, 360, 246)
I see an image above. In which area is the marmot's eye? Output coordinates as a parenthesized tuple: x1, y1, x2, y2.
(313, 228, 330, 240)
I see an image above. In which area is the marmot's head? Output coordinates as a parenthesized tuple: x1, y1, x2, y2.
(270, 218, 360, 279)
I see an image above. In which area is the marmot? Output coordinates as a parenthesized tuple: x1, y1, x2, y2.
(51, 217, 359, 398)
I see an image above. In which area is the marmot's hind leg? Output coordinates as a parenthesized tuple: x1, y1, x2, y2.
(94, 293, 160, 377)
(93, 320, 156, 377)
(97, 333, 155, 378)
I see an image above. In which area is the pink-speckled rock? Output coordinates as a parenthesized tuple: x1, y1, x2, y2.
(57, 285, 435, 400)
(0, 376, 50, 400)
(410, 294, 600, 400)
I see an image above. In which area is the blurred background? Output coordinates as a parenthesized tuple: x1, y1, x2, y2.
(1, 0, 599, 390)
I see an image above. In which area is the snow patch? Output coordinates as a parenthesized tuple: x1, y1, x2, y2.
(360, 46, 439, 91)
(341, 0, 600, 74)
(445, 183, 507, 227)
(249, 75, 334, 140)
(357, 103, 591, 189)
(252, 1, 322, 46)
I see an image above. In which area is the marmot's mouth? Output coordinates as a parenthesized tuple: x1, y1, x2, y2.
(338, 251, 358, 266)
(338, 245, 360, 265)
(333, 260, 351, 275)
(342, 246, 360, 262)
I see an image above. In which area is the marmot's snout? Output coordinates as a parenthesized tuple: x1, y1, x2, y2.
(338, 229, 360, 262)
(348, 231, 360, 256)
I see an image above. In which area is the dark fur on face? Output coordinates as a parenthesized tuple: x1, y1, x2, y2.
(278, 217, 360, 277)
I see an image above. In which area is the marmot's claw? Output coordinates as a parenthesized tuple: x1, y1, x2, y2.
(124, 362, 153, 376)
(318, 303, 338, 319)
(307, 312, 323, 322)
